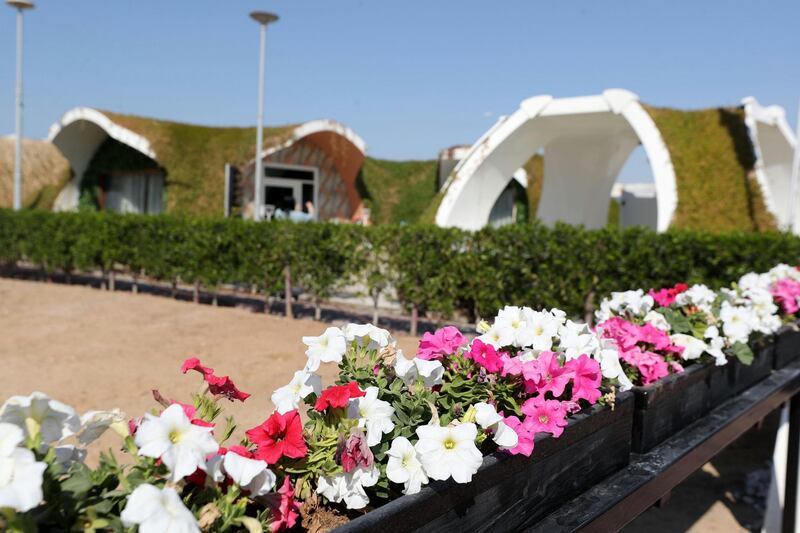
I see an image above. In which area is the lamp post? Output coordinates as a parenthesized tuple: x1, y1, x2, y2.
(6, 0, 34, 211)
(250, 11, 278, 221)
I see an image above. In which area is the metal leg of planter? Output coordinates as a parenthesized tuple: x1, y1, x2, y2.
(784, 394, 800, 533)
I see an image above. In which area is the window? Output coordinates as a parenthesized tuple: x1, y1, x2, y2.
(105, 173, 164, 214)
(262, 164, 317, 217)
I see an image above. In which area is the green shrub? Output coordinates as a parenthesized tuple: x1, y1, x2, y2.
(1, 209, 799, 328)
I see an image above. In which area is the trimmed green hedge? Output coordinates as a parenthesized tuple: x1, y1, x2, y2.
(2, 209, 799, 331)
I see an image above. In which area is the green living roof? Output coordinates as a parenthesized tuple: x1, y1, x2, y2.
(99, 111, 296, 216)
(644, 105, 777, 233)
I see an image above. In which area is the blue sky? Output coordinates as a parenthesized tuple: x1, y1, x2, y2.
(0, 1, 797, 178)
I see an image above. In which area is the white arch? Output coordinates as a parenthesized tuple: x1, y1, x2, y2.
(436, 89, 678, 232)
(742, 97, 798, 231)
(47, 107, 157, 211)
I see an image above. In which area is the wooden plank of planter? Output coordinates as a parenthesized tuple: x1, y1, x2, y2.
(775, 323, 800, 369)
(525, 361, 800, 533)
(732, 342, 774, 395)
(335, 392, 634, 533)
(630, 363, 714, 453)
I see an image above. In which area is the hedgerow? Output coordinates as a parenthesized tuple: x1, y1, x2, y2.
(1, 209, 799, 331)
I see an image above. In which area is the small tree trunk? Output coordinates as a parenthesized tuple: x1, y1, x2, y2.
(372, 295, 380, 326)
(212, 287, 219, 307)
(101, 267, 108, 290)
(314, 296, 322, 321)
(193, 280, 200, 303)
(284, 266, 294, 319)
(263, 276, 271, 314)
(65, 271, 72, 285)
(132, 273, 139, 294)
(109, 270, 116, 292)
(584, 290, 596, 327)
(410, 303, 419, 336)
(171, 279, 178, 299)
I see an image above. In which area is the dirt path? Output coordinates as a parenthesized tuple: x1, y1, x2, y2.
(0, 277, 419, 436)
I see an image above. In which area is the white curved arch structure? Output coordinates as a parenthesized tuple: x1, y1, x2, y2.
(436, 89, 678, 231)
(742, 97, 798, 231)
(48, 107, 157, 211)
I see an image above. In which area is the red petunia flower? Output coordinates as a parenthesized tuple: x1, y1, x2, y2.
(314, 382, 365, 411)
(245, 410, 307, 464)
(181, 357, 251, 402)
(265, 477, 301, 532)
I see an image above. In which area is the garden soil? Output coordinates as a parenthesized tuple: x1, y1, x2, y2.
(0, 278, 774, 532)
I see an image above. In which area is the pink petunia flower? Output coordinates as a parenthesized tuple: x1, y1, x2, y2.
(771, 278, 800, 315)
(649, 283, 689, 307)
(521, 396, 569, 438)
(501, 415, 535, 456)
(416, 326, 466, 360)
(465, 339, 505, 373)
(524, 351, 573, 398)
(565, 354, 602, 404)
(265, 477, 301, 532)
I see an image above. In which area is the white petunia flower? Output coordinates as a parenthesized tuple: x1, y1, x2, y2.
(135, 404, 219, 482)
(0, 447, 47, 512)
(597, 290, 654, 320)
(347, 387, 395, 446)
(0, 392, 80, 444)
(271, 370, 322, 414)
(704, 326, 728, 366)
(719, 302, 756, 344)
(302, 327, 347, 372)
(675, 284, 717, 313)
(221, 452, 276, 496)
(644, 310, 671, 332)
(120, 484, 200, 533)
(476, 322, 515, 349)
(386, 436, 428, 495)
(473, 403, 518, 448)
(78, 409, 127, 445)
(0, 423, 23, 457)
(317, 465, 379, 509)
(343, 323, 393, 351)
(0, 425, 47, 513)
(414, 423, 483, 484)
(669, 333, 707, 361)
(558, 320, 601, 361)
(394, 350, 444, 388)
(518, 309, 561, 351)
(494, 306, 527, 347)
(54, 445, 87, 469)
(596, 346, 634, 391)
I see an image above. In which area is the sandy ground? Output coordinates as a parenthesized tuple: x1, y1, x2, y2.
(0, 277, 418, 446)
(0, 278, 774, 531)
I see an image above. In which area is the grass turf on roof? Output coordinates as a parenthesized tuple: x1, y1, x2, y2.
(644, 105, 777, 233)
(359, 157, 439, 224)
(101, 111, 295, 216)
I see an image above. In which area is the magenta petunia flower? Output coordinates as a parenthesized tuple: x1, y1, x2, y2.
(501, 415, 535, 456)
(771, 278, 800, 315)
(465, 339, 505, 373)
(565, 354, 602, 404)
(416, 326, 466, 360)
(521, 396, 569, 438)
(524, 351, 573, 398)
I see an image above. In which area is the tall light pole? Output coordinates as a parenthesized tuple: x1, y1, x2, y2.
(250, 11, 278, 221)
(6, 0, 33, 211)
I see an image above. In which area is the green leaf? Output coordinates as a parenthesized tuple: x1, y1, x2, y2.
(731, 341, 754, 365)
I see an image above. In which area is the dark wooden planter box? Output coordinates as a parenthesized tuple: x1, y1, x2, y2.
(334, 392, 633, 533)
(631, 363, 715, 453)
(633, 342, 776, 453)
(774, 324, 800, 369)
(731, 342, 774, 395)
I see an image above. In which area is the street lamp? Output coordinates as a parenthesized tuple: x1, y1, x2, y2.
(7, 0, 33, 211)
(250, 10, 278, 221)
(6, 0, 33, 211)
